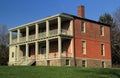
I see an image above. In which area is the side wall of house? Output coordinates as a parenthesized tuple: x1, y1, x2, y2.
(74, 19, 111, 68)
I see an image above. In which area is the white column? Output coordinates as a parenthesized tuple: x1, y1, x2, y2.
(46, 20, 49, 37)
(46, 39, 49, 59)
(35, 24, 38, 39)
(10, 31, 12, 44)
(58, 16, 61, 35)
(9, 46, 11, 62)
(26, 26, 29, 41)
(58, 36, 62, 58)
(35, 41, 38, 60)
(17, 45, 20, 61)
(17, 29, 20, 43)
(70, 20, 73, 35)
(26, 43, 29, 61)
(70, 39, 74, 57)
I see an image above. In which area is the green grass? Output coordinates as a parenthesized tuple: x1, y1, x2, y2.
(0, 66, 120, 78)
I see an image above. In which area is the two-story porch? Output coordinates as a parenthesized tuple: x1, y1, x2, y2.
(9, 14, 74, 66)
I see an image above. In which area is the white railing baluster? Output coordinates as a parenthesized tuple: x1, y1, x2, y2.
(11, 29, 72, 44)
(20, 36, 26, 42)
(29, 34, 35, 41)
(12, 39, 17, 44)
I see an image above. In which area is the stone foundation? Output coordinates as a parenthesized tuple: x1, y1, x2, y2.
(36, 58, 111, 68)
(36, 60, 46, 66)
(36, 58, 75, 66)
(76, 58, 111, 68)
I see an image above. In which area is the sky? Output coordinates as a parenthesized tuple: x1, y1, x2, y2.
(0, 0, 120, 29)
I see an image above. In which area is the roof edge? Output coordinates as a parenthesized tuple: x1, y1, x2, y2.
(9, 12, 111, 31)
(61, 13, 111, 27)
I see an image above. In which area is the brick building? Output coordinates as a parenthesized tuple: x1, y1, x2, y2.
(9, 6, 111, 68)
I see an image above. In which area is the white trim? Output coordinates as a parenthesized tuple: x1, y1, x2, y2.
(101, 43, 105, 56)
(102, 61, 106, 68)
(82, 40, 86, 54)
(66, 59, 70, 66)
(81, 22, 86, 33)
(82, 59, 87, 67)
(100, 25, 104, 36)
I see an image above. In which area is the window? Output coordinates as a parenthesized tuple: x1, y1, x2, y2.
(100, 26, 104, 36)
(66, 59, 70, 66)
(102, 61, 106, 68)
(82, 60, 87, 67)
(81, 22, 85, 32)
(82, 41, 86, 54)
(101, 44, 105, 56)
(12, 52, 14, 58)
(47, 60, 50, 66)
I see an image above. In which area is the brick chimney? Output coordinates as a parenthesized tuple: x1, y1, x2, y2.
(78, 5, 85, 18)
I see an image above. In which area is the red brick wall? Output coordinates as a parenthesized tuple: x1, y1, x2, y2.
(74, 19, 111, 60)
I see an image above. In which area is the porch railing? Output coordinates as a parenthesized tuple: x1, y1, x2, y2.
(49, 29, 58, 36)
(12, 39, 17, 44)
(61, 29, 72, 36)
(20, 36, 26, 42)
(38, 32, 46, 38)
(11, 29, 72, 44)
(29, 34, 35, 41)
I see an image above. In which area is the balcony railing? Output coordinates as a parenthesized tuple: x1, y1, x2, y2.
(12, 39, 17, 44)
(29, 34, 35, 41)
(20, 36, 26, 42)
(38, 32, 46, 39)
(49, 29, 58, 36)
(61, 29, 72, 36)
(49, 29, 72, 36)
(11, 29, 72, 44)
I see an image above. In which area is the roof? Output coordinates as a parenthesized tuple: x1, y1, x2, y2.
(9, 13, 110, 31)
(61, 13, 111, 27)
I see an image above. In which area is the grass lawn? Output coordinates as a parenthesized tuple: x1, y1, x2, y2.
(0, 66, 120, 78)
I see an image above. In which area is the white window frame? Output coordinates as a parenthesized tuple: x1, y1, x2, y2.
(66, 59, 70, 66)
(81, 22, 86, 33)
(82, 60, 87, 67)
(102, 61, 106, 68)
(100, 25, 104, 36)
(12, 52, 14, 58)
(82, 40, 86, 54)
(101, 43, 105, 56)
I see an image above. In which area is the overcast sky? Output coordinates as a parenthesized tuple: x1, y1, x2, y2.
(0, 0, 120, 29)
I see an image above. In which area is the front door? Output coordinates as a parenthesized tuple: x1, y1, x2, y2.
(40, 46, 46, 58)
(29, 45, 35, 60)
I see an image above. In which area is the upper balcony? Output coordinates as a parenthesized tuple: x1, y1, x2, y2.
(10, 14, 73, 44)
(11, 29, 72, 44)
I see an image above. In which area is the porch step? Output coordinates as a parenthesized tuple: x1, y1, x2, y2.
(20, 59, 35, 66)
(28, 59, 36, 65)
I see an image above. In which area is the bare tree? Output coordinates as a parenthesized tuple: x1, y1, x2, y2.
(111, 7, 120, 67)
(0, 25, 9, 65)
(99, 13, 120, 67)
(113, 7, 120, 29)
